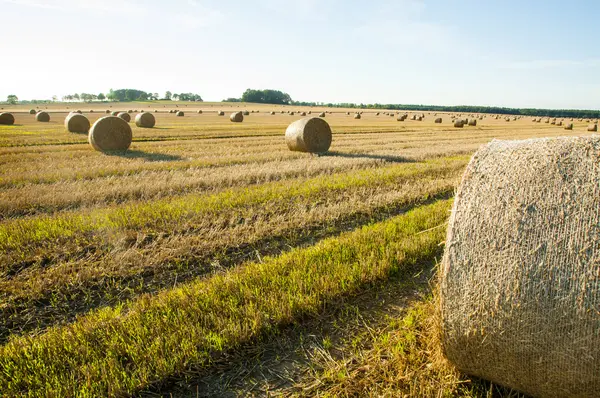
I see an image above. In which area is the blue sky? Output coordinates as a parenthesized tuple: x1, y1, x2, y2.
(2, 0, 600, 109)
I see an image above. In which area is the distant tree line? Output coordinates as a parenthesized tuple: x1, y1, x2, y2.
(228, 89, 292, 105)
(290, 101, 600, 119)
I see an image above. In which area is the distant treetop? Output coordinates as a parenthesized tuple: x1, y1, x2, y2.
(241, 89, 292, 105)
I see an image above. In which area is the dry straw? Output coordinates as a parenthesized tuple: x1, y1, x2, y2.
(285, 117, 332, 153)
(230, 111, 243, 122)
(0, 112, 15, 125)
(89, 116, 132, 152)
(117, 112, 131, 122)
(441, 136, 600, 398)
(36, 111, 50, 122)
(135, 112, 156, 128)
(65, 113, 90, 133)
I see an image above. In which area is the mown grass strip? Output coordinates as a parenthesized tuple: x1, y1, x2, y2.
(0, 156, 466, 253)
(0, 199, 452, 396)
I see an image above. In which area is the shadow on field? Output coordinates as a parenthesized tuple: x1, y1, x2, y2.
(322, 151, 413, 163)
(105, 149, 184, 162)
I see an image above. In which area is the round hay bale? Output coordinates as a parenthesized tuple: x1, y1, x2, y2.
(588, 124, 597, 132)
(135, 112, 156, 128)
(197, 110, 203, 114)
(354, 113, 361, 119)
(242, 110, 250, 116)
(290, 112, 295, 116)
(281, 111, 285, 114)
(300, 112, 307, 116)
(29, 109, 36, 115)
(417, 116, 423, 121)
(230, 111, 243, 123)
(111, 111, 120, 116)
(376, 112, 380, 116)
(117, 112, 131, 122)
(285, 117, 332, 153)
(106, 110, 111, 113)
(65, 113, 90, 133)
(89, 116, 132, 152)
(90, 110, 94, 113)
(217, 111, 224, 116)
(36, 111, 50, 122)
(308, 111, 312, 114)
(441, 136, 600, 398)
(435, 117, 442, 123)
(270, 111, 275, 115)
(74, 110, 82, 114)
(453, 120, 464, 128)
(346, 111, 350, 115)
(128, 110, 133, 114)
(176, 111, 184, 117)
(0, 112, 15, 125)
(564, 123, 574, 130)
(468, 119, 477, 126)
(318, 112, 326, 117)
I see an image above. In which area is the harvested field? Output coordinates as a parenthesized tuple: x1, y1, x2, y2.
(0, 101, 589, 397)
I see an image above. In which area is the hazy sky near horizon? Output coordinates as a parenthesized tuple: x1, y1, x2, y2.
(3, 0, 600, 109)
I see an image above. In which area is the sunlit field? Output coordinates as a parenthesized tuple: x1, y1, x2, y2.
(0, 101, 587, 396)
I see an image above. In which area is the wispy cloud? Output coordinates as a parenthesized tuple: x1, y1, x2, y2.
(170, 0, 223, 30)
(2, 0, 144, 13)
(500, 59, 600, 70)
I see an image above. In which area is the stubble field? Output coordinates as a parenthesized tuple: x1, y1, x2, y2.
(0, 101, 586, 396)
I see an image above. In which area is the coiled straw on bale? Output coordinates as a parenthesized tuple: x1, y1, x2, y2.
(117, 112, 131, 122)
(89, 116, 132, 152)
(0, 112, 15, 125)
(230, 111, 243, 123)
(36, 111, 50, 122)
(65, 113, 90, 133)
(440, 136, 600, 398)
(135, 112, 156, 128)
(285, 117, 332, 153)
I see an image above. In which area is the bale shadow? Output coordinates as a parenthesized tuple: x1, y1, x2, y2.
(104, 149, 184, 162)
(321, 151, 413, 163)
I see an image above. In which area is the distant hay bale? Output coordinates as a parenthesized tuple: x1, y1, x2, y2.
(441, 136, 600, 398)
(417, 116, 423, 121)
(197, 110, 203, 114)
(117, 112, 131, 122)
(411, 115, 417, 120)
(218, 111, 224, 116)
(285, 117, 332, 153)
(0, 112, 15, 125)
(308, 111, 312, 114)
(346, 112, 350, 115)
(318, 112, 326, 117)
(106, 110, 111, 113)
(75, 110, 82, 114)
(230, 111, 244, 122)
(128, 110, 133, 113)
(453, 120, 464, 128)
(65, 113, 90, 133)
(154, 110, 158, 113)
(243, 110, 250, 116)
(176, 111, 184, 117)
(90, 110, 94, 113)
(36, 111, 50, 122)
(300, 112, 307, 116)
(397, 114, 407, 121)
(29, 109, 36, 114)
(551, 121, 556, 125)
(281, 111, 285, 114)
(468, 119, 477, 126)
(588, 124, 597, 132)
(89, 116, 132, 152)
(557, 121, 563, 126)
(435, 118, 442, 123)
(564, 123, 573, 130)
(135, 112, 156, 128)
(376, 112, 380, 116)
(354, 113, 361, 119)
(270, 111, 275, 115)
(290, 112, 295, 116)
(111, 111, 120, 116)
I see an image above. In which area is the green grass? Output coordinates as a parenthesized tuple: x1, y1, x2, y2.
(0, 199, 452, 397)
(0, 156, 466, 255)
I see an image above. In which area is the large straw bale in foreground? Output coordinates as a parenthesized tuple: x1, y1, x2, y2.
(285, 117, 332, 153)
(441, 137, 600, 398)
(65, 113, 90, 133)
(88, 116, 132, 152)
(135, 112, 156, 128)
